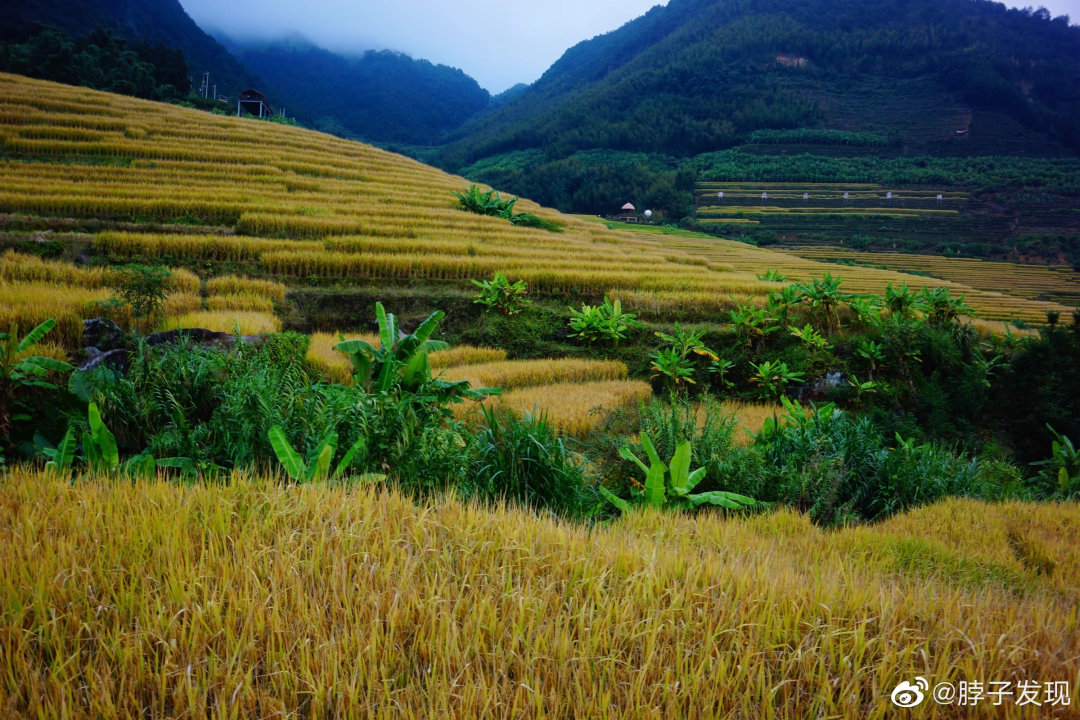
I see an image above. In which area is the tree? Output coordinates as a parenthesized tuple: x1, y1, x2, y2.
(108, 265, 173, 328)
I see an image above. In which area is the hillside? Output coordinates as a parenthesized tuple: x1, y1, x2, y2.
(232, 42, 492, 144)
(0, 0, 263, 98)
(0, 73, 1070, 329)
(438, 0, 1080, 172)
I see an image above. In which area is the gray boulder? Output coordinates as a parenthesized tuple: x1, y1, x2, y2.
(82, 317, 126, 352)
(76, 348, 129, 373)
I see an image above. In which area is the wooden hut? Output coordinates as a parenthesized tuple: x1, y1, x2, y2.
(237, 89, 274, 118)
(616, 203, 638, 223)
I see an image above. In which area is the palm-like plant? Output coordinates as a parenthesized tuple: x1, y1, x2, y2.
(766, 284, 802, 329)
(599, 432, 758, 513)
(795, 273, 846, 334)
(568, 297, 642, 346)
(757, 268, 789, 283)
(708, 358, 736, 389)
(650, 347, 696, 391)
(884, 282, 919, 318)
(847, 374, 877, 410)
(729, 299, 779, 348)
(0, 318, 74, 437)
(856, 339, 885, 380)
(334, 302, 498, 407)
(846, 295, 883, 328)
(1032, 425, 1079, 498)
(919, 286, 973, 326)
(790, 323, 831, 350)
(650, 324, 718, 392)
(749, 360, 805, 422)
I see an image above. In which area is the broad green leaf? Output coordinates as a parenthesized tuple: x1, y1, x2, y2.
(618, 446, 650, 477)
(643, 463, 667, 509)
(419, 340, 450, 353)
(334, 339, 378, 356)
(87, 402, 119, 469)
(21, 356, 75, 373)
(599, 485, 632, 513)
(83, 432, 103, 470)
(123, 453, 156, 479)
(683, 467, 708, 494)
(411, 310, 445, 345)
(267, 425, 305, 479)
(669, 441, 692, 491)
(402, 351, 430, 387)
(46, 426, 76, 473)
(334, 436, 367, 478)
(690, 491, 757, 509)
(375, 302, 392, 350)
(156, 457, 197, 478)
(639, 432, 665, 471)
(304, 432, 337, 482)
(374, 356, 397, 392)
(17, 318, 56, 353)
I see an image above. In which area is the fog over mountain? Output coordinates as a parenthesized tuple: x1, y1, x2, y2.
(181, 0, 1078, 93)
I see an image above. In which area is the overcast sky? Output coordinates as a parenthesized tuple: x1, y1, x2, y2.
(179, 0, 1079, 93)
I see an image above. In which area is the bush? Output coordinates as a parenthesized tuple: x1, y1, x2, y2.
(467, 406, 596, 518)
(261, 332, 311, 368)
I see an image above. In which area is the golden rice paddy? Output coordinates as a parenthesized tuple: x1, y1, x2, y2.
(0, 73, 1072, 324)
(0, 472, 1076, 718)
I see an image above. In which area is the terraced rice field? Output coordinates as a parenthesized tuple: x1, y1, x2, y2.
(784, 246, 1080, 306)
(0, 72, 1070, 346)
(696, 182, 968, 223)
(656, 236, 1073, 324)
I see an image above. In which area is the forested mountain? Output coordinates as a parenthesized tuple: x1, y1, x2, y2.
(232, 42, 492, 144)
(436, 0, 1080, 172)
(0, 0, 263, 97)
(0, 25, 191, 100)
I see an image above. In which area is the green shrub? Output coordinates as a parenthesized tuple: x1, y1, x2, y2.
(261, 332, 311, 368)
(468, 406, 595, 518)
(567, 297, 643, 346)
(472, 273, 531, 315)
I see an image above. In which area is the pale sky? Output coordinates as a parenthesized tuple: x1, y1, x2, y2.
(179, 0, 1079, 93)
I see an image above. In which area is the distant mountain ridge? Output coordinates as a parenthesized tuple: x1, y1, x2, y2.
(230, 40, 494, 144)
(436, 0, 1080, 172)
(0, 0, 263, 97)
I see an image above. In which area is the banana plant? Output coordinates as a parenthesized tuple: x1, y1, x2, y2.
(855, 339, 885, 380)
(600, 432, 758, 513)
(790, 323, 832, 350)
(83, 401, 119, 472)
(0, 318, 75, 436)
(1032, 424, 1079, 497)
(268, 425, 384, 484)
(334, 302, 496, 402)
(41, 404, 192, 477)
(42, 425, 77, 473)
(766, 285, 802, 329)
(794, 273, 847, 334)
(847, 374, 877, 410)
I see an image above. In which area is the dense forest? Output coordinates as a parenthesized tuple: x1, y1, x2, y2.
(438, 0, 1080, 192)
(0, 25, 190, 101)
(0, 0, 263, 97)
(233, 43, 492, 144)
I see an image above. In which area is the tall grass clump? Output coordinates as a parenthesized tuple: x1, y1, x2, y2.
(467, 405, 596, 517)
